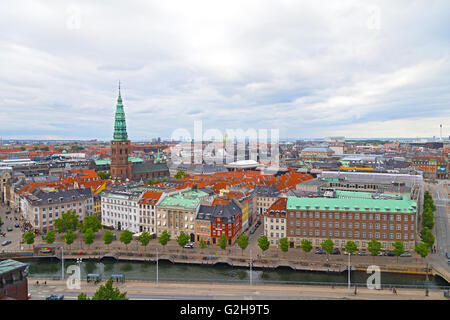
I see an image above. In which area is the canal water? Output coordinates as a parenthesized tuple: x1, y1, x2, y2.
(24, 258, 449, 288)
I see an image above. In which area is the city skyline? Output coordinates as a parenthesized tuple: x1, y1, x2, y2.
(1, 1, 449, 140)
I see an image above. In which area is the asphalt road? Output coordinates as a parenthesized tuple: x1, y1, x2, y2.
(0, 203, 25, 251)
(425, 183, 450, 276)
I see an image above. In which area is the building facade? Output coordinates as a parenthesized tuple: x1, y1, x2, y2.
(21, 188, 94, 233)
(285, 191, 417, 251)
(264, 197, 287, 246)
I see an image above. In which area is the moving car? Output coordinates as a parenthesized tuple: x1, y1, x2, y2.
(183, 243, 194, 249)
(446, 252, 450, 259)
(1, 240, 12, 246)
(7, 226, 12, 232)
(46, 294, 64, 300)
(249, 227, 256, 234)
(14, 224, 19, 228)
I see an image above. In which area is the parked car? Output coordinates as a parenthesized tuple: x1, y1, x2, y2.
(27, 293, 32, 299)
(315, 249, 326, 254)
(400, 252, 412, 257)
(331, 248, 341, 255)
(447, 259, 450, 266)
(46, 294, 64, 300)
(249, 227, 256, 234)
(5, 211, 10, 214)
(446, 252, 450, 259)
(385, 251, 396, 257)
(357, 250, 368, 256)
(183, 243, 194, 249)
(260, 232, 264, 237)
(1, 240, 12, 246)
(7, 226, 12, 232)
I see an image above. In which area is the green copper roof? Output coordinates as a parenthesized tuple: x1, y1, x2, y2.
(286, 195, 417, 213)
(113, 87, 128, 141)
(157, 190, 208, 209)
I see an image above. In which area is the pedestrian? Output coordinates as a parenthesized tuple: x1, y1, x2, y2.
(36, 280, 39, 286)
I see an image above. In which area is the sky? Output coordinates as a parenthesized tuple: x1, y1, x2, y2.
(0, 0, 449, 141)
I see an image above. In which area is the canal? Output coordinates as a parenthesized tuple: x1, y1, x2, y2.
(23, 258, 450, 289)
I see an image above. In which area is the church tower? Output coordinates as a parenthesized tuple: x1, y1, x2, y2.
(110, 82, 132, 181)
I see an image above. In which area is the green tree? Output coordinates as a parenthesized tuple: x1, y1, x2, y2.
(54, 209, 79, 233)
(174, 170, 189, 179)
(81, 215, 102, 233)
(300, 239, 313, 253)
(199, 238, 207, 249)
(44, 231, 56, 244)
(420, 227, 435, 248)
(176, 231, 190, 249)
(345, 241, 358, 255)
(368, 239, 382, 259)
(393, 241, 405, 263)
(97, 171, 111, 180)
(119, 230, 133, 249)
(64, 229, 76, 249)
(321, 238, 334, 263)
(147, 179, 157, 185)
(218, 234, 228, 251)
(77, 293, 89, 300)
(138, 231, 152, 251)
(415, 242, 430, 260)
(236, 234, 249, 255)
(87, 279, 128, 300)
(279, 237, 289, 254)
(23, 231, 35, 249)
(82, 228, 95, 249)
(103, 230, 114, 247)
(158, 230, 171, 251)
(257, 235, 270, 255)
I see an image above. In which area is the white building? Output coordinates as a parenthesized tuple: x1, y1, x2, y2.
(101, 190, 140, 233)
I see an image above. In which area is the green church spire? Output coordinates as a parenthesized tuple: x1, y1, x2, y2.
(113, 81, 128, 141)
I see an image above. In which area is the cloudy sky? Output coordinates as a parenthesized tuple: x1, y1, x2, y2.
(0, 0, 449, 140)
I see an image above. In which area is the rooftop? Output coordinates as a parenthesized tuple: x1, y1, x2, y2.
(0, 259, 28, 275)
(286, 194, 416, 213)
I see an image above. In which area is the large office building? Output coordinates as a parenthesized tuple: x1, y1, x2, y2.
(285, 191, 417, 251)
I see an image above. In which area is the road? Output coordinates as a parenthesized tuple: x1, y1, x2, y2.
(425, 183, 450, 278)
(0, 203, 26, 251)
(28, 278, 448, 300)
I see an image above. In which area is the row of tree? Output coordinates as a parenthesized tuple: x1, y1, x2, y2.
(414, 191, 436, 260)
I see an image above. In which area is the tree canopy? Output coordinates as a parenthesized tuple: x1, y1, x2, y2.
(44, 231, 56, 244)
(97, 171, 111, 180)
(257, 235, 270, 252)
(300, 239, 312, 253)
(119, 230, 133, 248)
(420, 227, 435, 248)
(176, 231, 190, 248)
(415, 242, 430, 259)
(138, 231, 152, 249)
(321, 239, 334, 255)
(345, 241, 358, 255)
(64, 229, 76, 248)
(218, 234, 228, 250)
(368, 239, 382, 256)
(158, 230, 171, 248)
(236, 234, 249, 253)
(103, 230, 114, 246)
(279, 237, 289, 253)
(23, 232, 35, 246)
(82, 228, 95, 248)
(81, 215, 102, 233)
(78, 279, 128, 300)
(54, 210, 79, 233)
